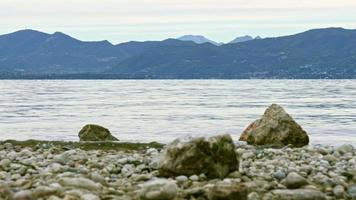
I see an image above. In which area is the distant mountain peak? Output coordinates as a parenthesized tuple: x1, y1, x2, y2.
(177, 35, 221, 46)
(229, 35, 261, 44)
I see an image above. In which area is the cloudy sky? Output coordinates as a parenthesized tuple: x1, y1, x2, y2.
(1, 0, 356, 43)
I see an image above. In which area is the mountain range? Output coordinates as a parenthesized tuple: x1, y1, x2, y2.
(176, 35, 259, 45)
(0, 28, 356, 79)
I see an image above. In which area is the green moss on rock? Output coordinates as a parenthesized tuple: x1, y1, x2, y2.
(79, 124, 119, 141)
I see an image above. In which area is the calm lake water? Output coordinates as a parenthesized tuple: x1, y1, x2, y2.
(0, 80, 355, 146)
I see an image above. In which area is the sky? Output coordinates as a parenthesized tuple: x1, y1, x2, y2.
(1, 0, 356, 44)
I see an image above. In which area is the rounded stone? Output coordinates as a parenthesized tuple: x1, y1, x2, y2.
(284, 172, 308, 189)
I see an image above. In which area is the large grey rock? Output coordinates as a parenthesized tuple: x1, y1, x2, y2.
(78, 124, 118, 141)
(206, 181, 248, 200)
(158, 134, 239, 179)
(271, 189, 326, 200)
(239, 104, 309, 147)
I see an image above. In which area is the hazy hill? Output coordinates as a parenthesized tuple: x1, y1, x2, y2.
(0, 28, 356, 79)
(177, 35, 222, 46)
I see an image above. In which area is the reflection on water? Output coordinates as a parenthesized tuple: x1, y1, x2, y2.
(0, 80, 355, 145)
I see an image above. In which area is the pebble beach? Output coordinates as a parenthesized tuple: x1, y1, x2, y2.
(0, 140, 355, 200)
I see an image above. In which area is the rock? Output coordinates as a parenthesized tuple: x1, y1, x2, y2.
(32, 186, 59, 198)
(121, 164, 135, 177)
(274, 170, 286, 180)
(206, 181, 248, 200)
(0, 159, 11, 169)
(348, 185, 356, 199)
(337, 144, 354, 154)
(81, 194, 100, 200)
(333, 185, 345, 198)
(239, 104, 309, 147)
(0, 182, 13, 199)
(247, 192, 260, 200)
(189, 175, 199, 181)
(159, 134, 239, 179)
(78, 124, 118, 141)
(13, 190, 33, 200)
(175, 175, 188, 183)
(90, 172, 106, 184)
(271, 189, 326, 200)
(139, 179, 178, 200)
(58, 177, 100, 190)
(284, 172, 308, 189)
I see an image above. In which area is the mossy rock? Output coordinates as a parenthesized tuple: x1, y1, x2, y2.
(239, 104, 309, 148)
(159, 134, 239, 179)
(79, 124, 118, 142)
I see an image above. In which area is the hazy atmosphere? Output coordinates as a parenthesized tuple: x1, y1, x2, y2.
(2, 0, 356, 43)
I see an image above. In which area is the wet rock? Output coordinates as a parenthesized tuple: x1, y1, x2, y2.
(78, 124, 118, 141)
(239, 104, 309, 147)
(159, 134, 239, 179)
(139, 179, 178, 200)
(206, 181, 248, 200)
(271, 189, 326, 200)
(284, 172, 308, 189)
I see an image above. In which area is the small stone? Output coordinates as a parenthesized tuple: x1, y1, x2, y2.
(274, 170, 286, 180)
(284, 172, 308, 189)
(206, 181, 247, 200)
(90, 172, 106, 184)
(121, 164, 135, 177)
(242, 152, 255, 159)
(0, 159, 11, 169)
(33, 186, 58, 198)
(271, 189, 326, 200)
(333, 185, 344, 198)
(348, 185, 356, 199)
(81, 194, 100, 200)
(189, 175, 199, 181)
(132, 174, 152, 182)
(140, 179, 178, 200)
(0, 182, 13, 199)
(337, 144, 354, 154)
(247, 192, 260, 200)
(175, 175, 188, 183)
(59, 177, 100, 190)
(3, 143, 13, 149)
(13, 190, 33, 200)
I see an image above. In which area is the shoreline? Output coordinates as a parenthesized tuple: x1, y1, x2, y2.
(1, 139, 355, 199)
